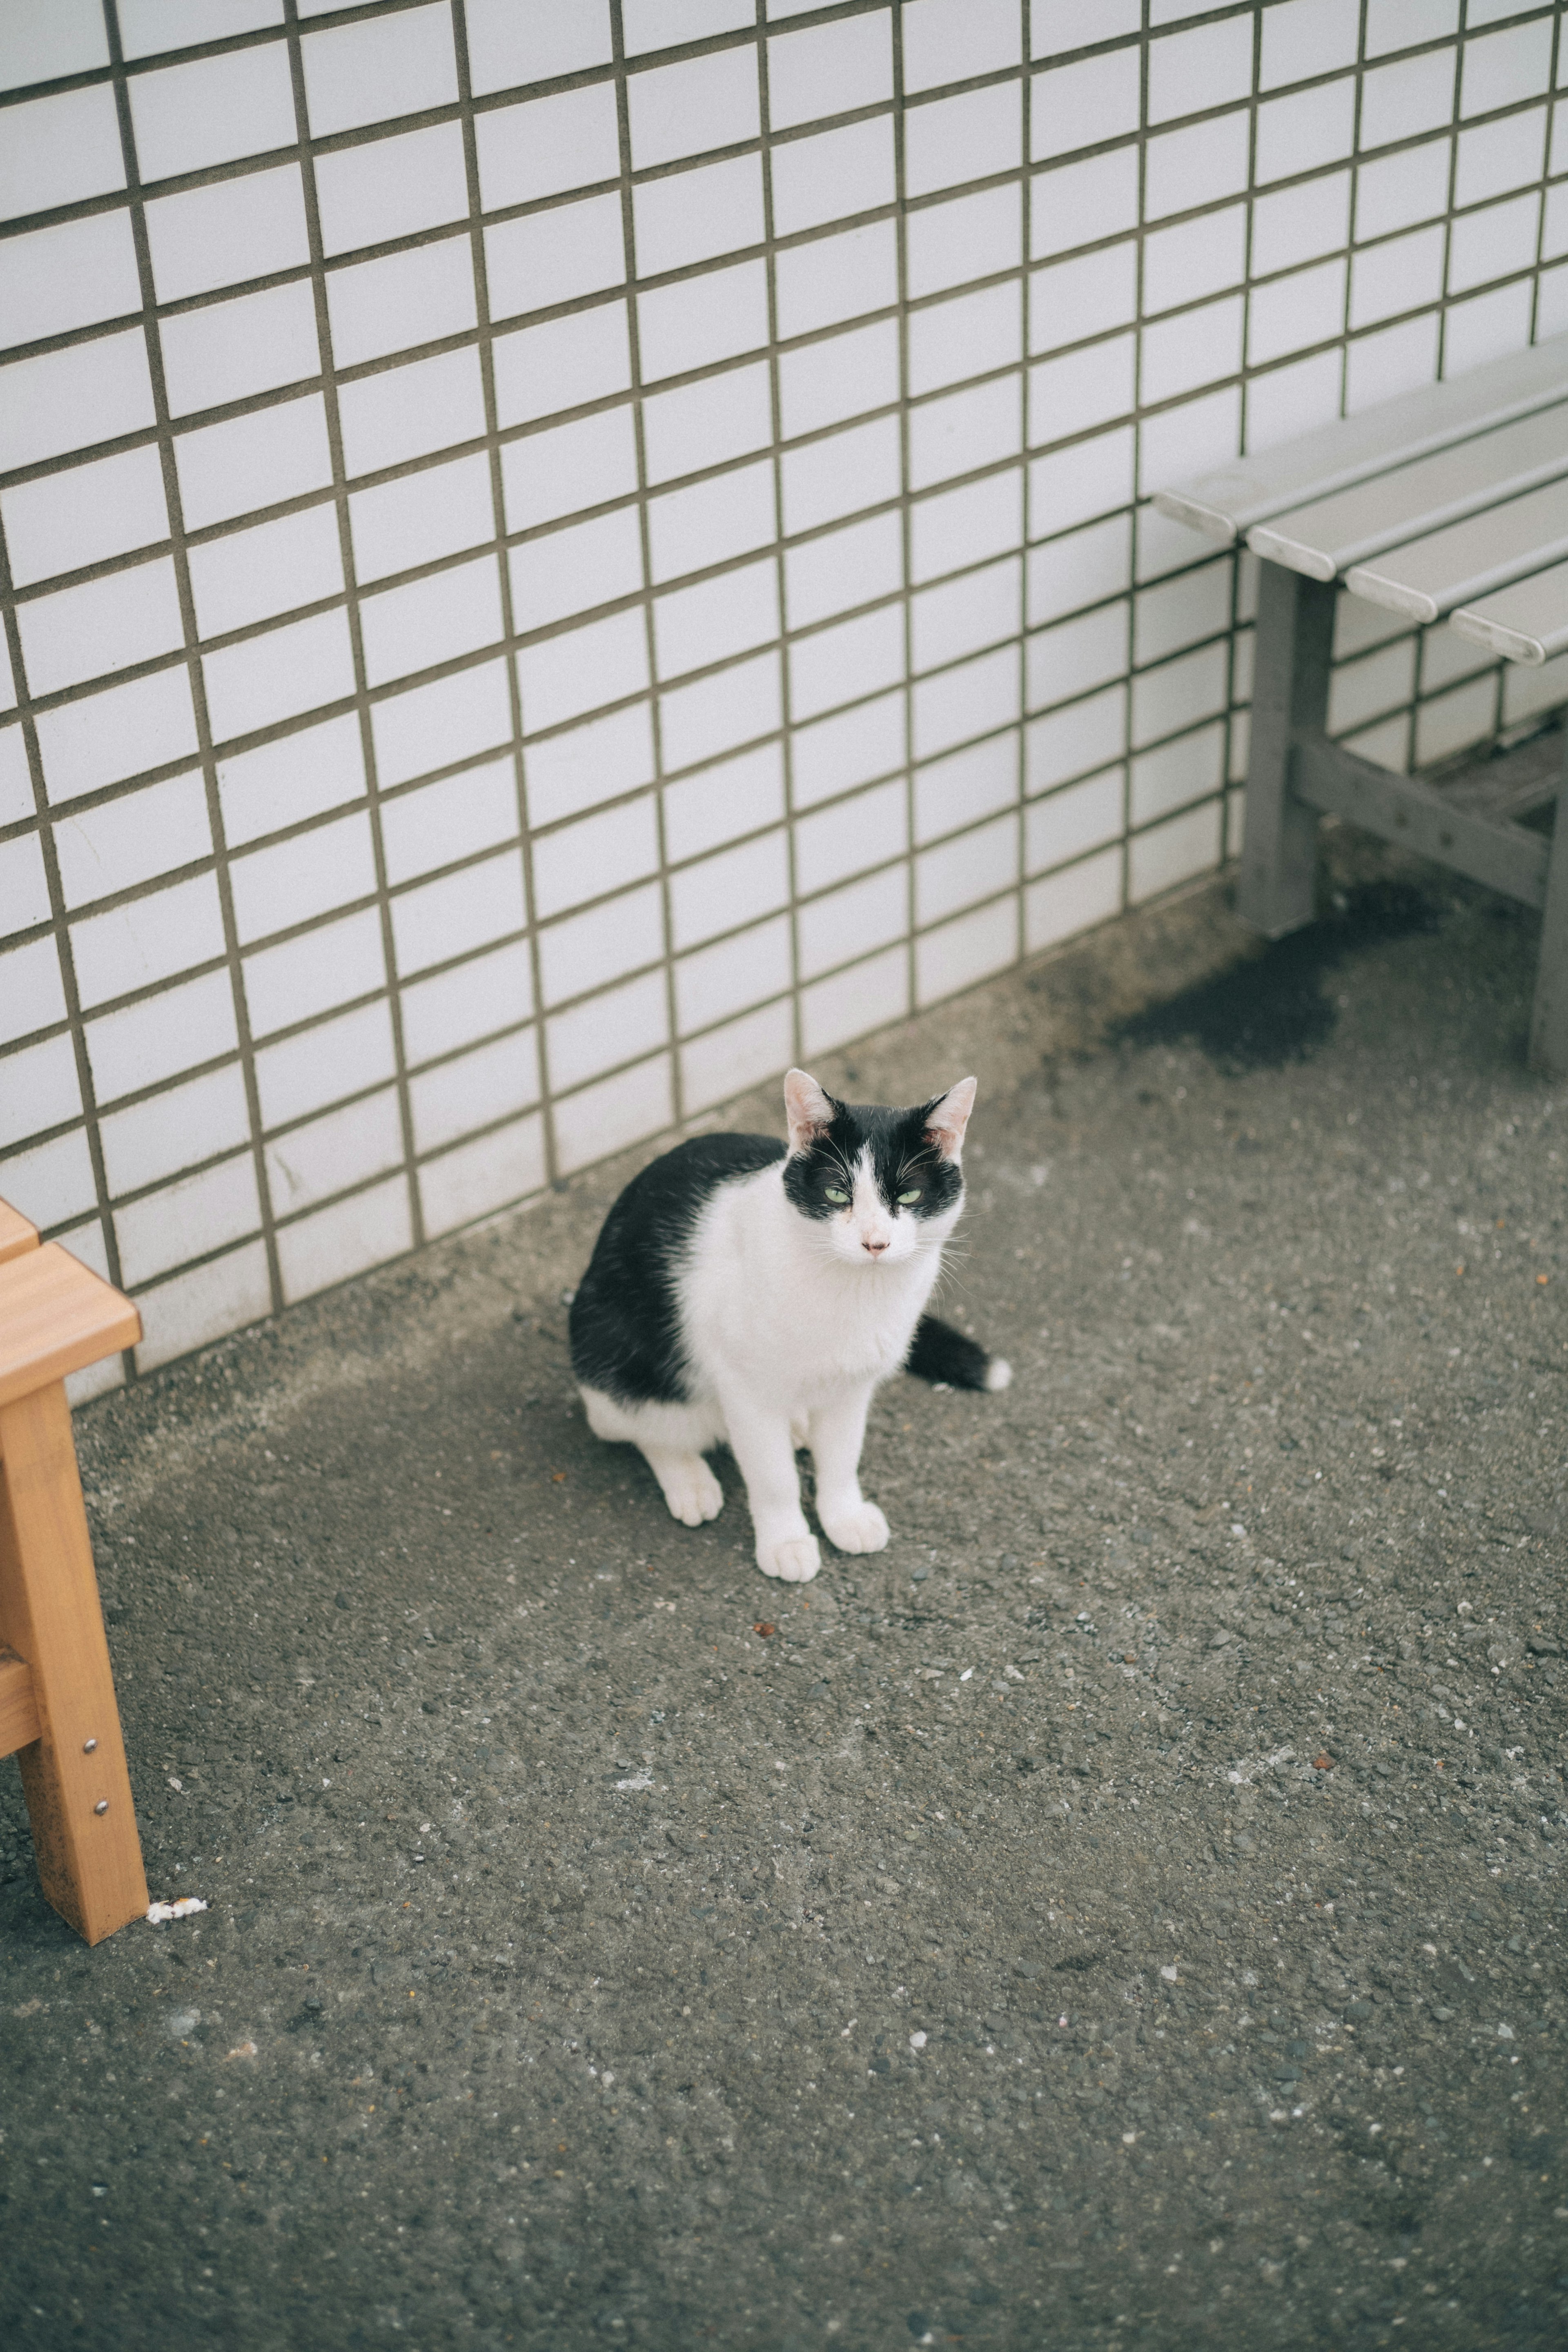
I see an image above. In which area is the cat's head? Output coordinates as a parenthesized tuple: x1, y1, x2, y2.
(780, 1068, 975, 1266)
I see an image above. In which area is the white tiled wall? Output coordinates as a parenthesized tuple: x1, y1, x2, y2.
(2, 0, 1564, 1391)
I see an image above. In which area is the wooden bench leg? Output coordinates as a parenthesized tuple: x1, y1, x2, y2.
(1238, 560, 1336, 938)
(1529, 748, 1568, 1079)
(0, 1383, 148, 1944)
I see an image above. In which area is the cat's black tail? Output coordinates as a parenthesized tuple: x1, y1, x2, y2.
(905, 1314, 1012, 1393)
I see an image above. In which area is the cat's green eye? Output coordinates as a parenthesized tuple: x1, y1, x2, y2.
(897, 1188, 923, 1204)
(824, 1185, 849, 1203)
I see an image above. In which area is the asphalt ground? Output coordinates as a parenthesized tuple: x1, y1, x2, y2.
(1, 829, 1565, 2352)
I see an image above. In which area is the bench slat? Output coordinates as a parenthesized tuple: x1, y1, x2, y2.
(1247, 401, 1568, 582)
(1344, 477, 1568, 624)
(0, 1244, 141, 1410)
(1150, 329, 1568, 546)
(1449, 557, 1568, 666)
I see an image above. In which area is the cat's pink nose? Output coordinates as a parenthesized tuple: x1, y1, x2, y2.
(862, 1237, 889, 1255)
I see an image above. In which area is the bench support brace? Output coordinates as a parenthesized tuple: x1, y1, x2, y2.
(1238, 561, 1334, 938)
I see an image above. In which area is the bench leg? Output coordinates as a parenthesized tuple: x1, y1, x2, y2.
(1238, 559, 1336, 938)
(1529, 750, 1568, 1080)
(0, 1383, 148, 1944)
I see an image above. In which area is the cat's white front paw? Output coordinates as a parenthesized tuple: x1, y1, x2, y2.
(656, 1456, 724, 1526)
(757, 1533, 821, 1582)
(820, 1501, 890, 1555)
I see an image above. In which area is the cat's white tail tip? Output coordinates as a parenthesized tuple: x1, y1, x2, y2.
(985, 1357, 1013, 1392)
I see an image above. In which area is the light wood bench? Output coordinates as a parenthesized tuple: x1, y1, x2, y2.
(0, 1196, 148, 1944)
(1154, 330, 1568, 1076)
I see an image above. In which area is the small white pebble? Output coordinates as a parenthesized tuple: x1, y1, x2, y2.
(909, 2031, 927, 2051)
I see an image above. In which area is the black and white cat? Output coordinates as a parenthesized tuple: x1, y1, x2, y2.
(569, 1068, 1010, 1583)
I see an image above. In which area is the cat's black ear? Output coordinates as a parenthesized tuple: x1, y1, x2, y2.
(784, 1067, 836, 1155)
(922, 1076, 977, 1162)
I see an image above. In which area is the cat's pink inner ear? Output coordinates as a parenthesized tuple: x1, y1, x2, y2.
(784, 1067, 835, 1154)
(924, 1075, 977, 1161)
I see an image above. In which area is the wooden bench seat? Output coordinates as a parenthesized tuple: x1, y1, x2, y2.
(1451, 557, 1568, 668)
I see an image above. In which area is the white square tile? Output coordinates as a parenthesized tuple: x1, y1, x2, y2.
(1142, 207, 1248, 320)
(1334, 590, 1410, 659)
(34, 670, 198, 804)
(779, 318, 899, 440)
(800, 941, 906, 1057)
(1, 213, 141, 351)
(634, 156, 766, 278)
(339, 348, 487, 478)
(1133, 561, 1231, 668)
(647, 460, 776, 584)
(1345, 313, 1439, 411)
(655, 559, 779, 682)
(1143, 112, 1251, 218)
(52, 770, 209, 908)
(0, 832, 51, 932)
(1442, 278, 1533, 373)
(86, 968, 238, 1105)
(351, 452, 494, 587)
(795, 776, 906, 895)
(769, 117, 895, 240)
(906, 184, 1022, 301)
(661, 648, 781, 771)
(371, 658, 512, 789)
(1502, 643, 1568, 728)
(1026, 598, 1126, 710)
(784, 510, 902, 631)
(629, 45, 758, 172)
(911, 281, 1021, 399)
(275, 1174, 412, 1305)
(1261, 0, 1359, 88)
(552, 1050, 672, 1174)
(1131, 642, 1227, 751)
(0, 726, 30, 824)
(2, 448, 168, 591)
(1462, 18, 1554, 118)
(915, 812, 1016, 928)
(914, 730, 1016, 847)
(316, 122, 470, 262)
(792, 688, 904, 809)
(189, 505, 343, 641)
(905, 0, 1019, 88)
(118, 2, 281, 57)
(0, 85, 121, 219)
(1534, 257, 1568, 339)
(1448, 190, 1541, 293)
(145, 167, 310, 307)
(1030, 148, 1140, 260)
(1026, 681, 1126, 792)
(359, 555, 504, 690)
(501, 406, 639, 530)
(410, 1029, 540, 1155)
(266, 1085, 404, 1218)
(906, 83, 1022, 201)
(675, 911, 791, 1030)
(0, 1130, 95, 1236)
(231, 809, 377, 945)
(0, 1033, 80, 1151)
(547, 968, 668, 1093)
(115, 1154, 261, 1288)
(175, 396, 332, 533)
(326, 237, 477, 370)
(1350, 224, 1446, 330)
(1135, 386, 1242, 494)
(1027, 514, 1131, 628)
(476, 85, 621, 213)
(915, 556, 1019, 676)
(401, 937, 534, 1065)
(241, 906, 385, 1038)
(465, 0, 612, 91)
(1028, 334, 1136, 447)
(539, 882, 663, 1007)
(624, 0, 755, 51)
(131, 1236, 271, 1371)
(523, 702, 655, 826)
(129, 45, 297, 183)
(100, 1064, 251, 1198)
(644, 363, 773, 484)
(1253, 173, 1352, 279)
(913, 644, 1018, 761)
(670, 830, 788, 951)
(1025, 764, 1123, 874)
(796, 864, 904, 980)
(1148, 18, 1253, 125)
(1248, 258, 1346, 368)
(1328, 637, 1417, 735)
(0, 332, 155, 475)
(301, 4, 457, 138)
(379, 757, 518, 887)
(515, 607, 649, 733)
(638, 266, 767, 388)
(256, 998, 396, 1130)
(159, 281, 321, 418)
(532, 796, 659, 921)
(1028, 243, 1136, 356)
(419, 1110, 546, 1235)
(790, 604, 904, 723)
(1365, 0, 1457, 58)
(0, 935, 66, 1048)
(781, 414, 901, 535)
(774, 220, 898, 339)
(391, 847, 527, 976)
(1032, 0, 1139, 51)
(663, 741, 784, 861)
(493, 304, 632, 429)
(1031, 48, 1140, 162)
(1456, 108, 1548, 208)
(910, 375, 1021, 494)
(1338, 710, 1410, 772)
(18, 558, 182, 699)
(1130, 717, 1225, 824)
(1025, 839, 1121, 949)
(203, 609, 356, 744)
(486, 194, 626, 321)
(681, 998, 793, 1115)
(1128, 795, 1221, 902)
(768, 11, 891, 125)
(1361, 51, 1458, 150)
(71, 873, 226, 1009)
(511, 508, 644, 634)
(1546, 186, 1568, 265)
(915, 894, 1016, 1007)
(1353, 138, 1454, 244)
(912, 468, 1022, 581)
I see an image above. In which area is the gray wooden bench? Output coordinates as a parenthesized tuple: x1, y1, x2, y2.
(1154, 330, 1568, 1077)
